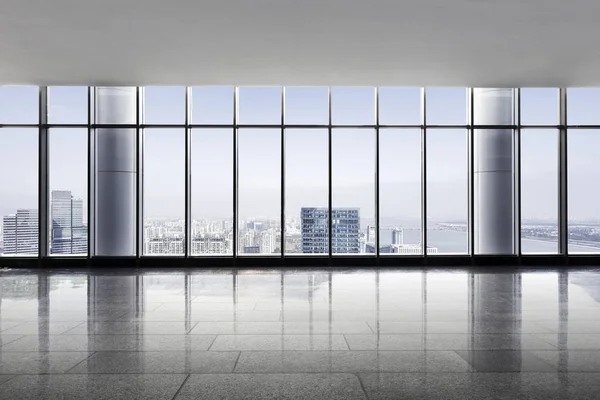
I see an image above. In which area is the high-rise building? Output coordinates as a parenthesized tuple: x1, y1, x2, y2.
(301, 207, 360, 253)
(50, 190, 87, 255)
(192, 235, 228, 254)
(2, 209, 39, 255)
(144, 237, 183, 255)
(259, 229, 275, 254)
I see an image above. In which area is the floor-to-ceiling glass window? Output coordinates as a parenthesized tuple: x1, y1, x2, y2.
(48, 128, 88, 256)
(378, 88, 422, 255)
(143, 129, 185, 255)
(379, 128, 422, 255)
(331, 87, 376, 255)
(520, 129, 559, 253)
(0, 128, 39, 257)
(190, 87, 234, 256)
(520, 88, 560, 254)
(47, 85, 89, 257)
(425, 88, 468, 255)
(567, 88, 600, 254)
(237, 87, 282, 256)
(142, 86, 186, 256)
(426, 129, 468, 254)
(285, 129, 329, 255)
(0, 86, 39, 257)
(238, 128, 281, 255)
(284, 87, 329, 255)
(191, 128, 234, 255)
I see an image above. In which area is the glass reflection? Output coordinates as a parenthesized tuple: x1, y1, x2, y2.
(7, 269, 600, 374)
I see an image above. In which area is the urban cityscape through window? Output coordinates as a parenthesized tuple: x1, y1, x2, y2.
(1, 86, 600, 257)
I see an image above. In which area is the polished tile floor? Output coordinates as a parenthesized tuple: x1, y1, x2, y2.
(0, 268, 600, 399)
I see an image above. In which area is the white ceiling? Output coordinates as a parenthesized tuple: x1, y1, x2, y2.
(1, 0, 599, 86)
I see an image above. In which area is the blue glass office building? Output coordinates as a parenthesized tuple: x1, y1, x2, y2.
(301, 207, 360, 254)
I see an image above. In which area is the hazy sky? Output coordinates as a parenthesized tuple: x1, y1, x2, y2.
(1, 86, 600, 223)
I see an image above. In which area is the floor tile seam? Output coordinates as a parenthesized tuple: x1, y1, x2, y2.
(1, 347, 568, 352)
(1, 371, 576, 376)
(185, 321, 200, 335)
(0, 334, 26, 347)
(46, 370, 480, 375)
(0, 375, 18, 387)
(0, 321, 28, 333)
(232, 351, 242, 372)
(352, 373, 370, 400)
(62, 351, 98, 373)
(231, 369, 476, 374)
(206, 335, 219, 351)
(169, 373, 191, 400)
(341, 334, 352, 350)
(0, 349, 575, 353)
(59, 321, 87, 335)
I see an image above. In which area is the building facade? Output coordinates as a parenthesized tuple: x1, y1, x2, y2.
(50, 190, 87, 255)
(2, 209, 39, 255)
(301, 207, 360, 253)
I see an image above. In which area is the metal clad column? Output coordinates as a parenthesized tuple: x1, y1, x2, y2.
(95, 87, 136, 256)
(473, 88, 515, 254)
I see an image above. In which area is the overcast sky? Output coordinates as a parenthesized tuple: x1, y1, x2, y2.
(1, 86, 599, 223)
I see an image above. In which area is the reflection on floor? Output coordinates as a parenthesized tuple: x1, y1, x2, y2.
(0, 268, 600, 398)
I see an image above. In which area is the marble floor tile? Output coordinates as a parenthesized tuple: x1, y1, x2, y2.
(530, 350, 600, 372)
(0, 374, 187, 400)
(174, 373, 366, 400)
(0, 334, 217, 352)
(344, 334, 557, 350)
(64, 321, 198, 335)
(0, 322, 25, 332)
(209, 334, 349, 351)
(0, 334, 25, 347)
(0, 351, 93, 374)
(235, 350, 472, 373)
(358, 372, 573, 400)
(455, 350, 557, 372)
(1, 321, 85, 335)
(67, 351, 239, 374)
(2, 268, 600, 399)
(189, 321, 372, 335)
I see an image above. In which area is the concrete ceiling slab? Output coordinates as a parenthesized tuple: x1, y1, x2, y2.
(0, 0, 598, 86)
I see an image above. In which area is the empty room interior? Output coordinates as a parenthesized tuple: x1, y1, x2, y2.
(2, 0, 600, 399)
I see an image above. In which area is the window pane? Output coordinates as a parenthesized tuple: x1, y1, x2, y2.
(191, 87, 233, 125)
(379, 87, 421, 125)
(143, 87, 185, 125)
(143, 129, 185, 255)
(567, 88, 600, 126)
(0, 86, 39, 124)
(568, 130, 600, 253)
(284, 87, 328, 125)
(191, 129, 233, 255)
(520, 88, 558, 126)
(285, 129, 328, 254)
(332, 128, 375, 255)
(238, 129, 280, 255)
(427, 129, 468, 254)
(0, 128, 38, 256)
(238, 87, 281, 125)
(521, 129, 558, 253)
(379, 129, 422, 255)
(425, 88, 466, 125)
(49, 129, 88, 255)
(331, 87, 375, 125)
(48, 87, 88, 124)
